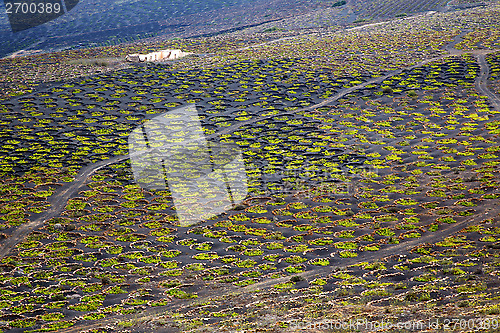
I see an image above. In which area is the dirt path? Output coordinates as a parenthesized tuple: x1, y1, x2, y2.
(445, 29, 471, 55)
(476, 53, 500, 111)
(0, 156, 125, 258)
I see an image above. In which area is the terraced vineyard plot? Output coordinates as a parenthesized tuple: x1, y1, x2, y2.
(195, 26, 454, 75)
(0, 58, 373, 176)
(4, 4, 500, 330)
(0, 44, 500, 331)
(487, 52, 500, 95)
(456, 28, 500, 51)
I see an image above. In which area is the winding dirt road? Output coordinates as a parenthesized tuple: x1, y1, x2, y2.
(476, 53, 500, 111)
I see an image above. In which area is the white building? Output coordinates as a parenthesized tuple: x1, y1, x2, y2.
(126, 49, 192, 62)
